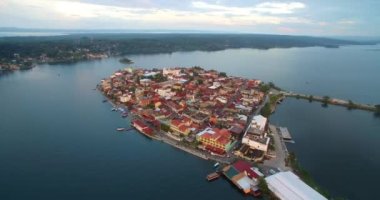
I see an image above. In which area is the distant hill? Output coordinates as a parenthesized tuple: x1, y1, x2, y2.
(0, 32, 377, 59)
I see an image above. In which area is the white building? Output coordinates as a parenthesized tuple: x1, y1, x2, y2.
(156, 88, 176, 99)
(119, 94, 132, 103)
(242, 136, 270, 152)
(163, 68, 181, 76)
(250, 115, 267, 132)
(265, 171, 327, 200)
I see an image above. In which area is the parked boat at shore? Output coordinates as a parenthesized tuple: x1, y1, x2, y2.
(206, 172, 220, 181)
(116, 128, 125, 131)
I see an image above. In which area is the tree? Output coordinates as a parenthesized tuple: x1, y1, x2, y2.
(260, 103, 272, 117)
(219, 72, 227, 77)
(161, 124, 171, 132)
(322, 96, 330, 107)
(259, 83, 270, 93)
(258, 177, 270, 194)
(308, 95, 313, 103)
(375, 105, 380, 117)
(347, 100, 356, 110)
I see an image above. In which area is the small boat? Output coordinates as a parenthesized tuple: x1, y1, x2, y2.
(111, 108, 117, 111)
(116, 128, 125, 131)
(206, 172, 220, 181)
(214, 162, 220, 168)
(122, 113, 128, 118)
(102, 99, 107, 103)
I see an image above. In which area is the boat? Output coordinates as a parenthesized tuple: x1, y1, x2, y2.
(111, 108, 117, 111)
(116, 128, 125, 131)
(122, 113, 128, 118)
(102, 99, 107, 103)
(214, 162, 220, 168)
(206, 172, 220, 181)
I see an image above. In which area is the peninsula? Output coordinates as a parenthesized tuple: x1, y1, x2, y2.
(98, 66, 328, 199)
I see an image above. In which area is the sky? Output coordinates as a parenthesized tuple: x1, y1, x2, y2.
(0, 0, 379, 36)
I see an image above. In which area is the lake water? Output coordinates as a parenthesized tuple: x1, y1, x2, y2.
(0, 45, 379, 199)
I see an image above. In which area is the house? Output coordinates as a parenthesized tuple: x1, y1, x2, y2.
(170, 119, 191, 136)
(242, 135, 270, 152)
(250, 115, 268, 133)
(163, 68, 181, 76)
(196, 128, 232, 153)
(119, 94, 132, 103)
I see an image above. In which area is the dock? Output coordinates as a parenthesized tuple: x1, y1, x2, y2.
(278, 127, 294, 143)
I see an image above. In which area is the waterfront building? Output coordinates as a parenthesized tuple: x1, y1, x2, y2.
(196, 127, 232, 153)
(265, 171, 327, 200)
(170, 119, 191, 136)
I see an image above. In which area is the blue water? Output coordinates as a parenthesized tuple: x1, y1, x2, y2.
(1, 44, 379, 199)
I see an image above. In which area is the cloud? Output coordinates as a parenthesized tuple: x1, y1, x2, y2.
(1, 0, 310, 28)
(254, 2, 305, 14)
(338, 20, 356, 25)
(192, 1, 306, 15)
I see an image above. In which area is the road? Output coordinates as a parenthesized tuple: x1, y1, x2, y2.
(262, 124, 290, 171)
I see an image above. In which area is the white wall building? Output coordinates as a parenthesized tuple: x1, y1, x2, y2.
(163, 68, 181, 76)
(242, 136, 270, 152)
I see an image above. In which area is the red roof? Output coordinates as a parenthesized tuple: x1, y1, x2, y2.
(205, 145, 225, 155)
(233, 160, 259, 179)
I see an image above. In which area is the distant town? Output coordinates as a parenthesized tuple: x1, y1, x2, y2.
(99, 66, 328, 199)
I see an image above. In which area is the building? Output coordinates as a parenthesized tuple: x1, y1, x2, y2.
(250, 115, 267, 132)
(242, 114, 270, 152)
(265, 171, 327, 200)
(163, 68, 181, 76)
(119, 94, 132, 103)
(170, 119, 191, 136)
(196, 128, 232, 153)
(242, 136, 270, 152)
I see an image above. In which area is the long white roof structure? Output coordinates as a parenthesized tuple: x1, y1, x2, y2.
(265, 171, 327, 200)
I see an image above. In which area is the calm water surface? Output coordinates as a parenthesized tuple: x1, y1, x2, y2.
(0, 45, 379, 199)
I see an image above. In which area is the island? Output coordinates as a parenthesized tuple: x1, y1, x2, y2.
(98, 66, 329, 199)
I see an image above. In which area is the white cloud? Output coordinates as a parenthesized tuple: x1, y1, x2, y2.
(254, 2, 305, 14)
(338, 20, 356, 25)
(192, 1, 306, 15)
(1, 0, 310, 29)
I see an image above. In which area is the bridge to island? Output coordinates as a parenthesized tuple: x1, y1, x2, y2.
(280, 91, 378, 112)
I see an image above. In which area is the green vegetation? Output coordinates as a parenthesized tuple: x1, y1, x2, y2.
(219, 72, 227, 77)
(308, 95, 313, 102)
(0, 33, 374, 71)
(286, 152, 330, 198)
(160, 123, 171, 132)
(259, 83, 271, 93)
(260, 103, 272, 117)
(258, 178, 279, 200)
(261, 94, 284, 117)
(268, 81, 281, 91)
(322, 96, 330, 107)
(347, 100, 357, 110)
(151, 73, 168, 82)
(375, 105, 380, 117)
(146, 103, 155, 109)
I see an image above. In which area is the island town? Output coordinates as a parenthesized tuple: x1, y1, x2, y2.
(99, 66, 328, 200)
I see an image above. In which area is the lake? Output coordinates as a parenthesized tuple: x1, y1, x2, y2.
(0, 44, 379, 199)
